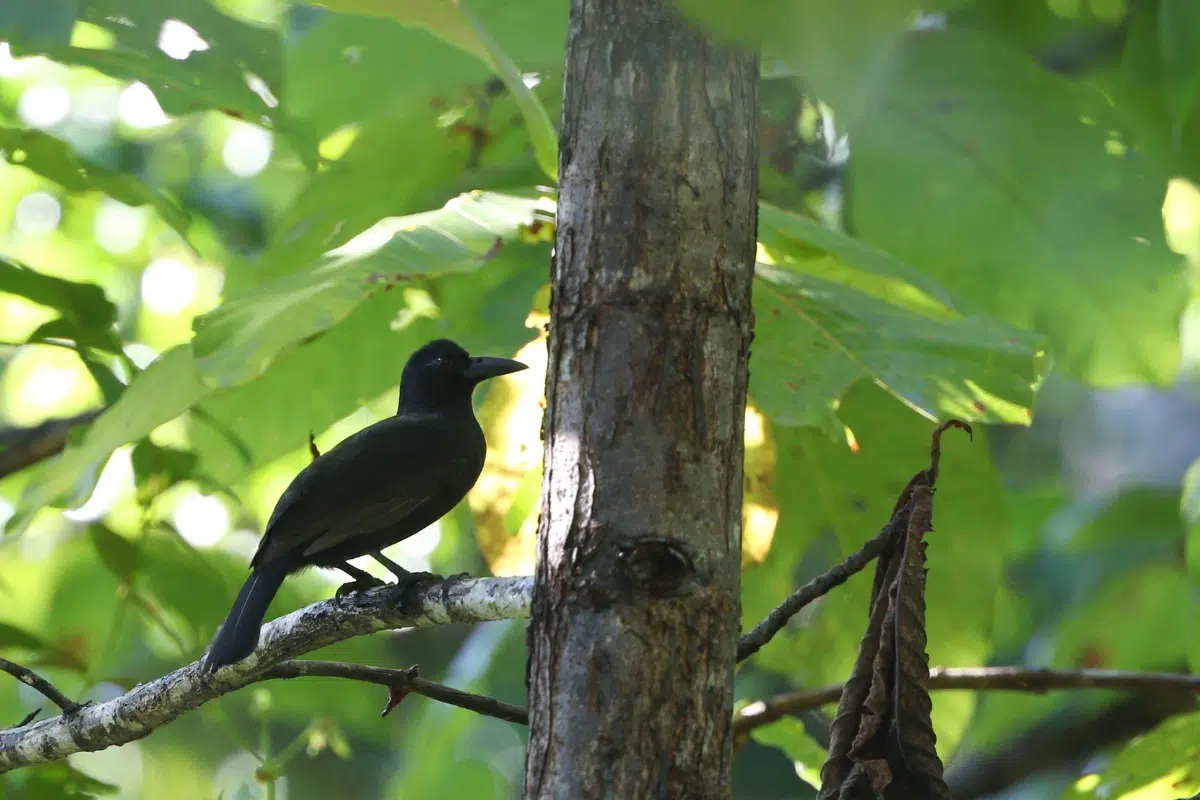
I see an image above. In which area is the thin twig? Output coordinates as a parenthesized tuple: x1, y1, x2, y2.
(0, 657, 83, 723)
(737, 524, 895, 662)
(0, 410, 103, 480)
(733, 666, 1200, 734)
(738, 420, 973, 664)
(264, 660, 529, 725)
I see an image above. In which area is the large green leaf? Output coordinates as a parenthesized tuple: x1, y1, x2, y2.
(306, 0, 561, 179)
(5, 247, 546, 523)
(0, 258, 117, 335)
(3, 0, 305, 150)
(743, 383, 1009, 758)
(0, 0, 76, 50)
(296, 0, 566, 126)
(1184, 462, 1200, 671)
(749, 718, 825, 790)
(1051, 563, 1193, 672)
(849, 29, 1188, 387)
(1062, 711, 1200, 799)
(0, 127, 191, 240)
(752, 264, 1046, 434)
(1158, 0, 1200, 133)
(6, 347, 209, 536)
(285, 0, 564, 187)
(255, 62, 560, 297)
(758, 202, 959, 315)
(1, 762, 121, 799)
(190, 243, 546, 480)
(457, 1, 558, 180)
(675, 0, 965, 123)
(193, 191, 551, 388)
(286, 8, 493, 137)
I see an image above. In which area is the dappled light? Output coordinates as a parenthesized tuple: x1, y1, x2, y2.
(0, 0, 1197, 798)
(221, 124, 273, 177)
(140, 258, 197, 315)
(16, 84, 71, 130)
(117, 83, 169, 129)
(12, 192, 62, 235)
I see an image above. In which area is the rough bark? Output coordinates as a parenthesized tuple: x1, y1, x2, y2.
(523, 0, 759, 796)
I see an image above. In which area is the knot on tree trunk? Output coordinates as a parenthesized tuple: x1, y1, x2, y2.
(615, 536, 696, 597)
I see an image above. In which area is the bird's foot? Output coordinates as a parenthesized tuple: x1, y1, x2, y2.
(385, 570, 444, 612)
(335, 574, 386, 599)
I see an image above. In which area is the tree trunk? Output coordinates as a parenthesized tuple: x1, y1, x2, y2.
(523, 0, 759, 796)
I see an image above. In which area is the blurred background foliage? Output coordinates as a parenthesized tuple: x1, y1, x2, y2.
(0, 0, 1197, 798)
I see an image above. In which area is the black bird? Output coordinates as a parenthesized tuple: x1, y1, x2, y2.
(199, 339, 526, 672)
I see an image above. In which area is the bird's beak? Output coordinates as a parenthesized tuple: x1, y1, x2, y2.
(464, 356, 527, 383)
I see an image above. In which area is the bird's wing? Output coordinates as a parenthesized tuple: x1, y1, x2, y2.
(251, 413, 477, 567)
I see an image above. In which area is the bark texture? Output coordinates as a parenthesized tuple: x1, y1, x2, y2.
(523, 0, 759, 796)
(0, 576, 531, 771)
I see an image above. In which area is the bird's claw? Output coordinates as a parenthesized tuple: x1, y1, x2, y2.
(385, 571, 443, 611)
(335, 575, 386, 599)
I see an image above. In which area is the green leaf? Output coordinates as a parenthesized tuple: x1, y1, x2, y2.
(130, 441, 201, 504)
(1064, 711, 1200, 799)
(752, 264, 1046, 434)
(309, 0, 561, 179)
(0, 622, 49, 652)
(1109, 0, 1200, 185)
(6, 347, 209, 536)
(191, 243, 546, 481)
(850, 29, 1188, 387)
(1185, 465, 1200, 650)
(193, 191, 549, 388)
(743, 383, 1008, 758)
(7, 762, 121, 799)
(0, 0, 76, 48)
(758, 202, 959, 314)
(675, 1, 965, 122)
(1158, 0, 1200, 134)
(283, 0, 566, 178)
(135, 525, 233, 645)
(0, 127, 191, 240)
(1052, 563, 1194, 671)
(749, 717, 826, 790)
(253, 105, 474, 289)
(5, 0, 301, 149)
(0, 258, 116, 334)
(88, 526, 142, 585)
(457, 1, 558, 180)
(295, 0, 566, 117)
(283, 8, 489, 137)
(75, 348, 126, 405)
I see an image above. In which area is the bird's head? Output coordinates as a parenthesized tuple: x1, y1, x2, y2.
(397, 339, 527, 414)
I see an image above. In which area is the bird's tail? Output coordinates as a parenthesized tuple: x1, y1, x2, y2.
(200, 561, 290, 673)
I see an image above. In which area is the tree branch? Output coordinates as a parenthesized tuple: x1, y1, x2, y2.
(737, 522, 894, 662)
(264, 660, 528, 725)
(732, 666, 1200, 734)
(0, 575, 532, 773)
(0, 657, 85, 727)
(0, 410, 102, 480)
(948, 688, 1195, 798)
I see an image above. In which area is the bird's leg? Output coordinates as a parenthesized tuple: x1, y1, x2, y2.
(370, 551, 417, 581)
(369, 551, 447, 611)
(334, 561, 385, 599)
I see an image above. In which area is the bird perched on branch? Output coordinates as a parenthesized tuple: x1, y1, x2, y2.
(200, 339, 526, 673)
